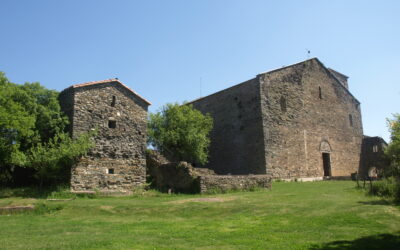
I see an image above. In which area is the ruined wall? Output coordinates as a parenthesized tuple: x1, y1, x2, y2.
(191, 79, 266, 174)
(71, 158, 145, 192)
(260, 59, 363, 179)
(359, 136, 389, 178)
(59, 81, 148, 192)
(199, 175, 271, 193)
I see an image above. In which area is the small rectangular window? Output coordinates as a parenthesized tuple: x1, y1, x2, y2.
(108, 120, 116, 128)
(319, 86, 322, 99)
(280, 96, 287, 112)
(111, 96, 116, 107)
(349, 114, 353, 127)
(373, 145, 378, 153)
(108, 168, 114, 174)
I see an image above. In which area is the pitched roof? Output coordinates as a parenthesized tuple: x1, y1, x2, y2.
(189, 58, 359, 105)
(64, 78, 151, 105)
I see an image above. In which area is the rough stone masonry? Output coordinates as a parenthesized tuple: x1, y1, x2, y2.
(58, 58, 386, 193)
(190, 58, 371, 180)
(59, 79, 151, 193)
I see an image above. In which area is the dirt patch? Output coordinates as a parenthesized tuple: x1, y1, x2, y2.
(100, 205, 115, 212)
(171, 197, 235, 204)
(47, 198, 75, 201)
(0, 205, 35, 214)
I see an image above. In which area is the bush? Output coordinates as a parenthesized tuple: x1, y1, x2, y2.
(369, 177, 398, 198)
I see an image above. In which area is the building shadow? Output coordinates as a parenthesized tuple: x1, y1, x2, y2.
(0, 186, 60, 199)
(309, 233, 400, 250)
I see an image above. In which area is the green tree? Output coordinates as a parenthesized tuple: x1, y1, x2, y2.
(385, 113, 400, 200)
(148, 103, 213, 165)
(0, 72, 93, 185)
(0, 72, 36, 180)
(385, 114, 400, 175)
(27, 132, 94, 186)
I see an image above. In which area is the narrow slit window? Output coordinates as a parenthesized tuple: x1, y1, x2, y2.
(319, 86, 322, 99)
(108, 120, 116, 129)
(349, 114, 353, 127)
(111, 96, 116, 107)
(280, 96, 287, 112)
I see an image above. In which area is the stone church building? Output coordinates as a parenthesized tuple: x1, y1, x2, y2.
(191, 58, 364, 180)
(58, 58, 385, 193)
(59, 79, 151, 192)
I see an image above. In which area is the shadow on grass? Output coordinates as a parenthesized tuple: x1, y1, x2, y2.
(358, 200, 393, 206)
(310, 233, 400, 250)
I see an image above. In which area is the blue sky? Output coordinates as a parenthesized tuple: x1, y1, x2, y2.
(1, 0, 399, 141)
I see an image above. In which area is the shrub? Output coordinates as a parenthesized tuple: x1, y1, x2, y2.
(369, 176, 397, 198)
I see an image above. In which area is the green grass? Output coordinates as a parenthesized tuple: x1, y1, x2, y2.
(0, 181, 399, 249)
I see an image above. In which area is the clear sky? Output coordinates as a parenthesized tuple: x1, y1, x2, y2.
(1, 0, 399, 141)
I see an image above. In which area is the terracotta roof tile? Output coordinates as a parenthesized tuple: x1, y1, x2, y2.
(66, 78, 151, 105)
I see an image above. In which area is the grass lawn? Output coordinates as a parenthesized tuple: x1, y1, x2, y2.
(0, 181, 399, 249)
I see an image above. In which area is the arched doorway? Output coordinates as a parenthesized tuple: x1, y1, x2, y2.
(368, 167, 378, 178)
(320, 141, 332, 177)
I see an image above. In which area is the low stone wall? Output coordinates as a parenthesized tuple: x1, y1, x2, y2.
(146, 151, 271, 194)
(71, 157, 145, 192)
(151, 161, 200, 193)
(199, 175, 271, 193)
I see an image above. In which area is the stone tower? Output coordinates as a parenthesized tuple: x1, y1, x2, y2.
(190, 58, 364, 180)
(59, 79, 151, 193)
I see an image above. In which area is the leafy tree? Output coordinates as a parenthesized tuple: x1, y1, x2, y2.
(27, 132, 94, 186)
(0, 72, 93, 185)
(0, 72, 35, 180)
(148, 103, 213, 165)
(384, 113, 400, 200)
(386, 114, 400, 172)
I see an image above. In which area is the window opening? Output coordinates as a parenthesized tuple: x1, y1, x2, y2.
(349, 114, 353, 127)
(108, 168, 114, 174)
(108, 120, 116, 129)
(280, 96, 287, 112)
(111, 96, 116, 107)
(319, 86, 322, 99)
(373, 145, 378, 153)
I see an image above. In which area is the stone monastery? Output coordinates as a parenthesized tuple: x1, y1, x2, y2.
(59, 58, 386, 193)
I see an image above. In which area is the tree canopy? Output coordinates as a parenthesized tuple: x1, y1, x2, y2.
(383, 113, 400, 201)
(385, 114, 400, 175)
(148, 103, 213, 165)
(0, 72, 93, 185)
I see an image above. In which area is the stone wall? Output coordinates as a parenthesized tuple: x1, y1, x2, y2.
(71, 158, 145, 192)
(191, 58, 364, 179)
(359, 136, 389, 178)
(59, 80, 149, 192)
(191, 78, 266, 174)
(146, 151, 270, 193)
(260, 59, 363, 179)
(150, 161, 202, 193)
(199, 175, 271, 193)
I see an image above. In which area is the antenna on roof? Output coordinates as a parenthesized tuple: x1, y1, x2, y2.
(306, 49, 311, 59)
